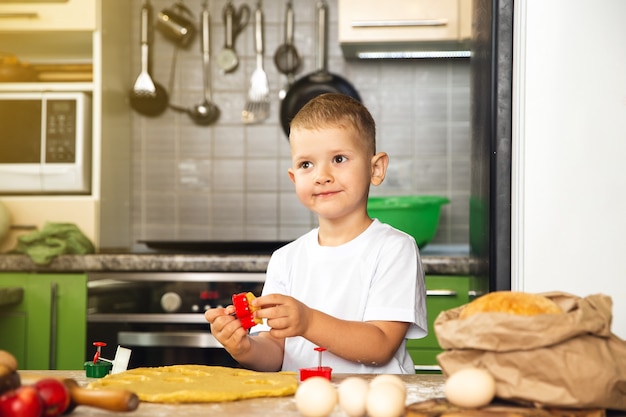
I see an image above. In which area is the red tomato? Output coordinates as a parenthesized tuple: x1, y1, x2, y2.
(0, 385, 44, 417)
(34, 379, 70, 417)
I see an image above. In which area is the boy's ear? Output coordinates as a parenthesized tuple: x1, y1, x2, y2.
(370, 152, 389, 186)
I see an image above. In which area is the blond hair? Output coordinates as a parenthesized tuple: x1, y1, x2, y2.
(289, 93, 376, 155)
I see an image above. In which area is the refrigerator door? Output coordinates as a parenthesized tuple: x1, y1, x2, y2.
(469, 0, 514, 293)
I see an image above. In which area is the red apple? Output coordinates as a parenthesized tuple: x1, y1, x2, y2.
(34, 378, 70, 417)
(0, 385, 44, 417)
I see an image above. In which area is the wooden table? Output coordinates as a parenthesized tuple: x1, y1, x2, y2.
(20, 370, 446, 417)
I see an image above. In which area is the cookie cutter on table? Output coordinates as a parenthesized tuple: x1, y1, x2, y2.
(84, 341, 132, 378)
(300, 347, 332, 381)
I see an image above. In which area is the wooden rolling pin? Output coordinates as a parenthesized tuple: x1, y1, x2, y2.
(62, 378, 139, 413)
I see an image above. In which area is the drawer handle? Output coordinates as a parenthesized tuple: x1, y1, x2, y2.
(352, 18, 448, 28)
(426, 289, 457, 297)
(0, 13, 39, 19)
(468, 290, 484, 298)
(49, 282, 58, 370)
(118, 331, 223, 348)
(414, 365, 441, 372)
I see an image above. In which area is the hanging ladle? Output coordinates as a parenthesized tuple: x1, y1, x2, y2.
(190, 1, 219, 124)
(171, 1, 220, 125)
(273, 0, 301, 99)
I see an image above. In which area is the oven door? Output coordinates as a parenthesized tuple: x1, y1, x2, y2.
(86, 272, 265, 368)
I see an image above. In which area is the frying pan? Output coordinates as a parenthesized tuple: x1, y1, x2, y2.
(279, 0, 361, 137)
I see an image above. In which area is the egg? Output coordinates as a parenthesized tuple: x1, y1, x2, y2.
(365, 382, 405, 417)
(369, 374, 406, 397)
(295, 376, 338, 417)
(337, 377, 369, 417)
(444, 367, 496, 408)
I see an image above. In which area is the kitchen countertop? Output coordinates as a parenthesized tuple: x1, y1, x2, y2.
(0, 253, 475, 275)
(20, 370, 446, 417)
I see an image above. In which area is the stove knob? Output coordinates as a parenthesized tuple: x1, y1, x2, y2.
(161, 292, 182, 313)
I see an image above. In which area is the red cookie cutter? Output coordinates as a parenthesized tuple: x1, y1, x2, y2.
(299, 347, 332, 381)
(85, 341, 112, 378)
(232, 292, 262, 330)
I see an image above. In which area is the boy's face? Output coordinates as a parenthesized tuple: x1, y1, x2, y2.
(288, 126, 383, 222)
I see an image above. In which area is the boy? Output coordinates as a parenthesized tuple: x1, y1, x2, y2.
(205, 93, 427, 374)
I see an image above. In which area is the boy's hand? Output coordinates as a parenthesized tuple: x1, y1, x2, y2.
(252, 294, 311, 339)
(204, 306, 252, 357)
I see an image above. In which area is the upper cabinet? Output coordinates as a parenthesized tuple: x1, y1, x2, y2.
(0, 0, 132, 251)
(0, 0, 96, 31)
(338, 0, 472, 59)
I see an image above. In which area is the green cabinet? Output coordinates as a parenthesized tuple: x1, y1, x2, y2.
(0, 273, 86, 370)
(407, 275, 471, 372)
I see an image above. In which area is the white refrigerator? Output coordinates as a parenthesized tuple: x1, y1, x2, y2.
(511, 0, 626, 338)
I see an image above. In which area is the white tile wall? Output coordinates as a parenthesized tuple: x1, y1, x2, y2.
(129, 0, 471, 246)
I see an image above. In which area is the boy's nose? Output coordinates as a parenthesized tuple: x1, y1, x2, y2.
(315, 167, 333, 184)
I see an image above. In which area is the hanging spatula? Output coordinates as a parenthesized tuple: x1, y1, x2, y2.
(242, 1, 269, 124)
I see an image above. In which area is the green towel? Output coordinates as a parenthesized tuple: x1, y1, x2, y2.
(10, 222, 95, 265)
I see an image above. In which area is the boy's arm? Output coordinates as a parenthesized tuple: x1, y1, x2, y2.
(302, 311, 409, 366)
(254, 294, 409, 366)
(232, 332, 285, 372)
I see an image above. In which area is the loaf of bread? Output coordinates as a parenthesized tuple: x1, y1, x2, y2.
(459, 291, 563, 319)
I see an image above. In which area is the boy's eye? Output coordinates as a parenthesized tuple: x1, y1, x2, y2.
(300, 161, 312, 169)
(333, 155, 347, 164)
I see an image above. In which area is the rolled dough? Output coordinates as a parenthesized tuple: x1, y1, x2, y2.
(88, 365, 298, 403)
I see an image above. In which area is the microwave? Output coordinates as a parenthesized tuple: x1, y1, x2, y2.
(0, 91, 91, 194)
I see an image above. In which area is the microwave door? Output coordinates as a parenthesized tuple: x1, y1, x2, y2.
(0, 99, 45, 193)
(0, 165, 44, 192)
(0, 99, 43, 164)
(41, 164, 88, 192)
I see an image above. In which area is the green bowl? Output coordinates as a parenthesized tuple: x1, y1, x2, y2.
(367, 195, 450, 248)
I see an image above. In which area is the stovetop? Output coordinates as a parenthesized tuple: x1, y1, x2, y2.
(134, 241, 470, 256)
(136, 240, 292, 255)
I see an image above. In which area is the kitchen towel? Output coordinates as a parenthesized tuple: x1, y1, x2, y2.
(10, 222, 95, 265)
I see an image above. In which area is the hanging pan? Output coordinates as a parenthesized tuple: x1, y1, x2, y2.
(279, 0, 361, 137)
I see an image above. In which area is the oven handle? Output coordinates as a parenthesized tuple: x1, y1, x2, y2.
(88, 314, 207, 323)
(118, 331, 224, 348)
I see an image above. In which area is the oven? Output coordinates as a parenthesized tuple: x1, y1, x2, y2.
(86, 272, 265, 369)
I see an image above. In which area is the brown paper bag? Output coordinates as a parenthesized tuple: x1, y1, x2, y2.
(434, 291, 626, 410)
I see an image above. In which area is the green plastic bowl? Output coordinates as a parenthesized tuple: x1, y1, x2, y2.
(367, 195, 450, 248)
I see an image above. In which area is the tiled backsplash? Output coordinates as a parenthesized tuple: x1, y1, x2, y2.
(130, 0, 470, 247)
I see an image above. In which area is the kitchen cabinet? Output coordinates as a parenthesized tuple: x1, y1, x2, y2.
(407, 275, 471, 372)
(0, 0, 132, 252)
(0, 0, 96, 31)
(338, 0, 472, 58)
(0, 273, 87, 370)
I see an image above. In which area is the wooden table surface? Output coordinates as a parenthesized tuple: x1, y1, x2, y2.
(20, 370, 446, 417)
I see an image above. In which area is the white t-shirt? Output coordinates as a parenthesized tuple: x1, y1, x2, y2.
(253, 219, 427, 374)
